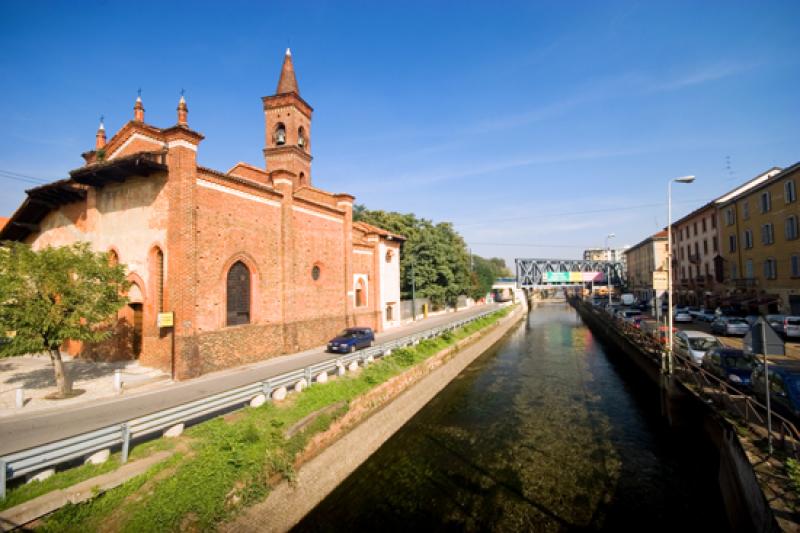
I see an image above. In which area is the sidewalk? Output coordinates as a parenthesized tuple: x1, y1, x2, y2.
(0, 304, 497, 455)
(0, 356, 168, 417)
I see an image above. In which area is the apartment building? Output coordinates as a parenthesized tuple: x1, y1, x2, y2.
(717, 162, 800, 314)
(623, 230, 668, 306)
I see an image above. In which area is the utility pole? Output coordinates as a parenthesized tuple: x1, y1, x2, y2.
(411, 259, 417, 321)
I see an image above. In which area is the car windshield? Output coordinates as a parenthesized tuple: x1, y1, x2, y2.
(723, 354, 753, 370)
(728, 318, 747, 324)
(688, 337, 719, 351)
(787, 318, 800, 326)
(337, 330, 361, 338)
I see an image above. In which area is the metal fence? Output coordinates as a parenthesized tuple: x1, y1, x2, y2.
(0, 307, 501, 500)
(584, 300, 800, 458)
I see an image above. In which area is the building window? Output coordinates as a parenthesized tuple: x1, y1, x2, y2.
(761, 223, 775, 245)
(731, 264, 738, 280)
(385, 250, 394, 263)
(386, 304, 393, 321)
(226, 261, 251, 326)
(728, 234, 737, 253)
(355, 278, 366, 307)
(702, 218, 707, 232)
(681, 266, 686, 279)
(107, 249, 119, 266)
(760, 191, 771, 213)
(725, 208, 735, 226)
(312, 265, 321, 280)
(742, 201, 749, 220)
(786, 180, 797, 203)
(745, 259, 753, 279)
(743, 229, 753, 249)
(298, 126, 307, 150)
(155, 248, 164, 313)
(694, 242, 699, 258)
(764, 258, 777, 280)
(711, 213, 716, 229)
(274, 123, 287, 146)
(713, 236, 718, 252)
(693, 222, 698, 236)
(786, 215, 799, 240)
(792, 255, 800, 277)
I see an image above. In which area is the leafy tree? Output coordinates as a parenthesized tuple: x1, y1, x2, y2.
(470, 256, 512, 300)
(354, 209, 471, 307)
(0, 242, 129, 398)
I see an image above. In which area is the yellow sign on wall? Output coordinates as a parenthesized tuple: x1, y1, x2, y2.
(157, 312, 174, 328)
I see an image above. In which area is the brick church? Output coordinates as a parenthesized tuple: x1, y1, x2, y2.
(0, 49, 404, 379)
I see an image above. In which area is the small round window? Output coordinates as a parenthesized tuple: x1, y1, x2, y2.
(312, 265, 321, 280)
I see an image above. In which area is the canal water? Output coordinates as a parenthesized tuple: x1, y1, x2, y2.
(295, 304, 729, 532)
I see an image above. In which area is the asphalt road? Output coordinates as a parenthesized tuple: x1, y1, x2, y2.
(0, 304, 499, 455)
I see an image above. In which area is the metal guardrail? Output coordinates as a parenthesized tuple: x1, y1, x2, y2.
(0, 307, 501, 499)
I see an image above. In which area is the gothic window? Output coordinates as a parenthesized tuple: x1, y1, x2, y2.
(274, 123, 287, 146)
(226, 261, 251, 326)
(154, 248, 164, 313)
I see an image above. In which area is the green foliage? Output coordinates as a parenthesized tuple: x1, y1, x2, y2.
(354, 206, 511, 305)
(470, 255, 512, 300)
(786, 458, 800, 495)
(36, 307, 511, 532)
(0, 241, 130, 355)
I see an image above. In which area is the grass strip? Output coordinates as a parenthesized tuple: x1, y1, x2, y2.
(35, 306, 511, 532)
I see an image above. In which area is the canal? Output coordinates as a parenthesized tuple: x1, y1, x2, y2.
(295, 304, 729, 531)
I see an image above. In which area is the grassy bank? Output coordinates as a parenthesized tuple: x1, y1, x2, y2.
(27, 306, 511, 532)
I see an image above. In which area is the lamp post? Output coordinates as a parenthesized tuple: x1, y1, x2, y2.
(667, 175, 695, 374)
(605, 233, 615, 306)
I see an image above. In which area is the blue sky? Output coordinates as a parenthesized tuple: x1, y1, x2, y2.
(1, 1, 798, 269)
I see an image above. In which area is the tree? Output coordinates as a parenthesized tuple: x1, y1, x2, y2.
(470, 256, 512, 300)
(354, 209, 472, 307)
(0, 242, 130, 398)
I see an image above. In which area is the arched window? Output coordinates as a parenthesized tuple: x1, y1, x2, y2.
(107, 249, 119, 266)
(298, 126, 307, 149)
(355, 278, 366, 307)
(274, 123, 286, 146)
(227, 261, 251, 326)
(154, 248, 164, 313)
(299, 172, 307, 186)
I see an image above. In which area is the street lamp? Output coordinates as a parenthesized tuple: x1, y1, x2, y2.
(605, 233, 615, 306)
(667, 175, 695, 374)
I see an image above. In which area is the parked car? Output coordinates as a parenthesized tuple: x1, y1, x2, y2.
(785, 317, 800, 339)
(710, 316, 750, 336)
(326, 327, 375, 353)
(688, 306, 702, 318)
(674, 308, 693, 323)
(673, 331, 722, 364)
(697, 308, 717, 322)
(745, 315, 760, 327)
(619, 309, 642, 324)
(701, 347, 754, 389)
(766, 314, 786, 334)
(752, 358, 800, 420)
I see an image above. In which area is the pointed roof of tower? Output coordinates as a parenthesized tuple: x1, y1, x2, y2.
(276, 48, 300, 95)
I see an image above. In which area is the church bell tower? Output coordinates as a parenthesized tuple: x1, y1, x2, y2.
(263, 48, 313, 189)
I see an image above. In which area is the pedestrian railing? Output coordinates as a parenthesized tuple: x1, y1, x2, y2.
(578, 298, 800, 458)
(0, 307, 501, 499)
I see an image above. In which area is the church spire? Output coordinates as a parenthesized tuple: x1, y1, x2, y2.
(276, 48, 300, 95)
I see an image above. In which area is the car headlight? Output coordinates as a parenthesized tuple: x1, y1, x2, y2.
(728, 374, 742, 383)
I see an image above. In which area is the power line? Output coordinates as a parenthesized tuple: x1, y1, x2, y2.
(0, 168, 50, 185)
(453, 198, 710, 227)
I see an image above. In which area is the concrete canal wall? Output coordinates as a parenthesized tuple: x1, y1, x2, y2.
(572, 299, 781, 532)
(225, 305, 525, 533)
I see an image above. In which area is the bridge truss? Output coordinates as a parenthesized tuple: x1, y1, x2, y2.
(515, 258, 626, 289)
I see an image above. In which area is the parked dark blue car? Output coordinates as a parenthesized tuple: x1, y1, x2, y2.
(752, 358, 800, 420)
(701, 347, 754, 389)
(326, 327, 375, 353)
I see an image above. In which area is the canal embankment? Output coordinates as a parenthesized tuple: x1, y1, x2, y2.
(572, 298, 795, 531)
(223, 305, 525, 533)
